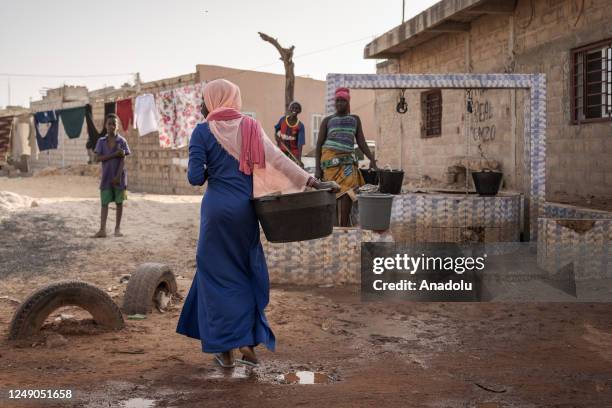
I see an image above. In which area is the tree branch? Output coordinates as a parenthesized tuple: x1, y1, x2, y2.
(258, 32, 296, 111)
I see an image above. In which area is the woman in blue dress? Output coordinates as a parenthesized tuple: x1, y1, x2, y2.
(176, 79, 338, 368)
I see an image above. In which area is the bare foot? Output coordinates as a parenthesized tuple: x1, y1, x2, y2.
(114, 230, 123, 237)
(92, 230, 107, 238)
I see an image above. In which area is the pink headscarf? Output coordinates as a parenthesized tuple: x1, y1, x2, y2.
(335, 87, 351, 113)
(203, 79, 310, 197)
(335, 87, 350, 101)
(204, 79, 264, 175)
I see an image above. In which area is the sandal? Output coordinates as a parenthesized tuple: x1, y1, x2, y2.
(214, 351, 235, 368)
(236, 346, 259, 366)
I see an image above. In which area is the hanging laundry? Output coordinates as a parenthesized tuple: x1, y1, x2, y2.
(10, 114, 36, 172)
(57, 106, 86, 139)
(173, 82, 204, 148)
(104, 101, 116, 116)
(116, 98, 133, 132)
(134, 93, 159, 136)
(155, 89, 176, 148)
(11, 114, 36, 159)
(84, 104, 100, 148)
(0, 115, 14, 163)
(97, 101, 116, 140)
(34, 110, 59, 151)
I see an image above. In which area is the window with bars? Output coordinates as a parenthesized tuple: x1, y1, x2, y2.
(421, 90, 442, 138)
(571, 38, 612, 124)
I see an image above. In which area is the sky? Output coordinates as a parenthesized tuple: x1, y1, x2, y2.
(0, 0, 439, 108)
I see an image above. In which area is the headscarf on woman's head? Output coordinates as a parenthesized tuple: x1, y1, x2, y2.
(335, 87, 350, 101)
(199, 78, 310, 197)
(203, 79, 242, 118)
(334, 87, 351, 113)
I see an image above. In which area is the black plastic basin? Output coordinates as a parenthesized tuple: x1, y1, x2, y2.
(360, 168, 379, 185)
(472, 171, 503, 196)
(378, 169, 404, 194)
(253, 189, 336, 243)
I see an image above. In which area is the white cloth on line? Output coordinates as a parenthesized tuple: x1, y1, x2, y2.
(134, 93, 159, 136)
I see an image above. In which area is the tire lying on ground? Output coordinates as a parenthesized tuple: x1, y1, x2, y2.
(8, 281, 125, 340)
(122, 263, 177, 315)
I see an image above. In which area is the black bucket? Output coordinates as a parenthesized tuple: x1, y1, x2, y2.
(472, 171, 503, 196)
(360, 168, 379, 185)
(253, 189, 336, 243)
(378, 169, 404, 194)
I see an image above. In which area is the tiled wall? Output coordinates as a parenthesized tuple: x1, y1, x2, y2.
(389, 192, 522, 243)
(262, 228, 393, 285)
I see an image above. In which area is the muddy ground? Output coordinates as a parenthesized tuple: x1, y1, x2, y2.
(0, 174, 611, 408)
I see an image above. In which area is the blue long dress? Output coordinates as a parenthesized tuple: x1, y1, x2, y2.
(176, 123, 275, 353)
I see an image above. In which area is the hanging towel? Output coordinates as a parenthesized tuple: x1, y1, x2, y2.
(97, 101, 116, 139)
(11, 114, 34, 158)
(57, 106, 86, 139)
(12, 114, 38, 160)
(104, 101, 116, 116)
(34, 110, 59, 151)
(155, 89, 176, 148)
(134, 94, 159, 136)
(116, 98, 133, 131)
(173, 82, 204, 148)
(84, 104, 100, 150)
(0, 115, 14, 162)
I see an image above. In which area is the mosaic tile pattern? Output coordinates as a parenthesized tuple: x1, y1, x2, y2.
(537, 217, 611, 280)
(544, 202, 612, 220)
(262, 228, 393, 285)
(326, 73, 546, 240)
(389, 193, 522, 243)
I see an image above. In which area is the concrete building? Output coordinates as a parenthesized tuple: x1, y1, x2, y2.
(364, 0, 611, 209)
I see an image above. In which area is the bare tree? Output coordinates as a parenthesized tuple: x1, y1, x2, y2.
(258, 32, 295, 111)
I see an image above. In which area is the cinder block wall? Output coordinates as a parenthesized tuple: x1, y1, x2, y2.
(376, 0, 612, 203)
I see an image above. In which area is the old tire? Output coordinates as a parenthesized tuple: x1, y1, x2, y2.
(8, 281, 124, 340)
(122, 263, 177, 315)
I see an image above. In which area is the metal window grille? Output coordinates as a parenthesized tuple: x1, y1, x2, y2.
(422, 90, 442, 137)
(571, 39, 612, 124)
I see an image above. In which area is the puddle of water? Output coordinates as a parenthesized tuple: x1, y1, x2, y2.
(120, 398, 156, 408)
(281, 371, 330, 384)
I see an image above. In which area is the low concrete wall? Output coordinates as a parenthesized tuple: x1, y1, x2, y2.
(263, 228, 393, 285)
(537, 217, 611, 281)
(390, 192, 522, 243)
(543, 202, 612, 220)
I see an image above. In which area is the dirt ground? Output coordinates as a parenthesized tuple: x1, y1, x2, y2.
(0, 174, 611, 408)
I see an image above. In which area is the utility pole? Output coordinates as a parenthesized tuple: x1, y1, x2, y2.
(7, 76, 11, 106)
(402, 0, 405, 23)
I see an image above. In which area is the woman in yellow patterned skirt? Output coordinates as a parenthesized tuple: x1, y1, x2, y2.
(315, 88, 377, 226)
